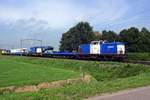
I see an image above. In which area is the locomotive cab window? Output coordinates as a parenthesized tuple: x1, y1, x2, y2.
(91, 41, 101, 45)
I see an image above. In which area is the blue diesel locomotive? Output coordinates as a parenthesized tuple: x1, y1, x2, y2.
(78, 41, 125, 61)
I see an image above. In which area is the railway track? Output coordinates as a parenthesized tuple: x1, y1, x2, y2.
(124, 60, 150, 66)
(2, 54, 150, 66)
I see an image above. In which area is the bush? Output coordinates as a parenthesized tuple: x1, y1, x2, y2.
(127, 53, 150, 61)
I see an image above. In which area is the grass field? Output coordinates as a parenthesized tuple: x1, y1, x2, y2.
(0, 56, 150, 100)
(1, 73, 150, 100)
(6, 56, 150, 81)
(0, 56, 80, 87)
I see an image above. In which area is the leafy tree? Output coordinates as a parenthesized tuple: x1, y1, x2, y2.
(119, 27, 140, 52)
(138, 27, 150, 52)
(102, 30, 118, 42)
(60, 22, 150, 52)
(59, 22, 96, 52)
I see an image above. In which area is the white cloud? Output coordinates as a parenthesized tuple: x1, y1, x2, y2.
(1, 0, 141, 49)
(0, 0, 129, 29)
(0, 18, 61, 49)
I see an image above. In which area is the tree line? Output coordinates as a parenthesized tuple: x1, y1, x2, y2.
(60, 22, 150, 52)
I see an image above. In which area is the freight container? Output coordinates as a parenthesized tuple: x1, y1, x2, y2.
(10, 48, 27, 54)
(29, 46, 54, 54)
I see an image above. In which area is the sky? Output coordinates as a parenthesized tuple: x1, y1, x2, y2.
(0, 0, 150, 50)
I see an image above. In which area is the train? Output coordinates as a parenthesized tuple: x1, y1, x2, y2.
(1, 41, 126, 61)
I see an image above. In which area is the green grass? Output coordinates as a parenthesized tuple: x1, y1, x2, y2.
(0, 56, 150, 100)
(127, 53, 150, 61)
(5, 56, 150, 81)
(0, 57, 80, 87)
(1, 73, 150, 100)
